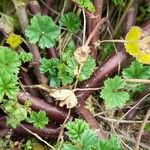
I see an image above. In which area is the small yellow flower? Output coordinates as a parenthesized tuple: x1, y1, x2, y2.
(124, 26, 150, 64)
(6, 33, 22, 49)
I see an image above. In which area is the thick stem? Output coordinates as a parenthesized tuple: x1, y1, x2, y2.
(28, 43, 48, 85)
(77, 104, 107, 139)
(12, 0, 48, 85)
(76, 49, 127, 103)
(12, 0, 29, 32)
(19, 69, 42, 98)
(46, 48, 58, 59)
(27, 0, 41, 15)
(42, 0, 54, 15)
(123, 0, 138, 34)
(86, 0, 104, 58)
(0, 116, 60, 139)
(17, 91, 68, 123)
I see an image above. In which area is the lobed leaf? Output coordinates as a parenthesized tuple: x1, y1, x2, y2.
(25, 15, 60, 49)
(100, 76, 130, 109)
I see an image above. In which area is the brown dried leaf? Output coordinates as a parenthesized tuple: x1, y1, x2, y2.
(49, 89, 78, 108)
(74, 46, 90, 64)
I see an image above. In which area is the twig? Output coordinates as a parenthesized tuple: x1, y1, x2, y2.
(134, 108, 150, 150)
(20, 124, 56, 150)
(57, 109, 71, 143)
(124, 78, 150, 84)
(96, 115, 150, 124)
(82, 8, 86, 46)
(114, 92, 150, 128)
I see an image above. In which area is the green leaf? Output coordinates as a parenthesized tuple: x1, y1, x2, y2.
(100, 43, 114, 62)
(62, 144, 80, 150)
(65, 119, 89, 143)
(76, 0, 95, 12)
(27, 111, 49, 129)
(40, 58, 61, 87)
(57, 63, 74, 85)
(79, 57, 96, 81)
(19, 52, 32, 63)
(111, 0, 124, 6)
(49, 75, 61, 87)
(6, 106, 28, 128)
(25, 15, 60, 49)
(81, 129, 97, 150)
(0, 47, 21, 74)
(62, 40, 76, 62)
(40, 58, 60, 75)
(122, 61, 150, 79)
(24, 140, 32, 150)
(59, 12, 81, 33)
(0, 71, 19, 100)
(66, 57, 78, 76)
(122, 61, 150, 93)
(144, 124, 150, 133)
(100, 76, 130, 109)
(96, 135, 122, 150)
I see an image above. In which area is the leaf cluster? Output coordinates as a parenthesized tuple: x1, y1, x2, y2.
(40, 40, 96, 86)
(27, 111, 49, 129)
(62, 119, 122, 150)
(100, 60, 150, 109)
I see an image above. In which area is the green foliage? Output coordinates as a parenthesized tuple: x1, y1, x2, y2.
(96, 135, 122, 150)
(40, 58, 61, 87)
(24, 140, 32, 150)
(76, 0, 95, 12)
(57, 63, 74, 85)
(0, 71, 19, 100)
(65, 118, 89, 143)
(111, 0, 124, 6)
(100, 76, 130, 109)
(62, 40, 76, 62)
(19, 52, 32, 63)
(0, 47, 21, 74)
(40, 58, 60, 75)
(63, 119, 122, 150)
(122, 61, 150, 79)
(27, 111, 49, 129)
(79, 57, 96, 81)
(144, 124, 150, 133)
(25, 15, 60, 49)
(122, 61, 150, 92)
(59, 12, 81, 32)
(81, 129, 97, 150)
(3, 100, 28, 128)
(63, 144, 80, 150)
(100, 43, 114, 62)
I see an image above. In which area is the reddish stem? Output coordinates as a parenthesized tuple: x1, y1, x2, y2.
(42, 0, 54, 15)
(19, 69, 42, 98)
(86, 0, 104, 59)
(27, 0, 41, 15)
(17, 91, 68, 123)
(46, 48, 58, 59)
(123, 0, 138, 34)
(0, 117, 60, 139)
(76, 49, 127, 103)
(77, 104, 107, 139)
